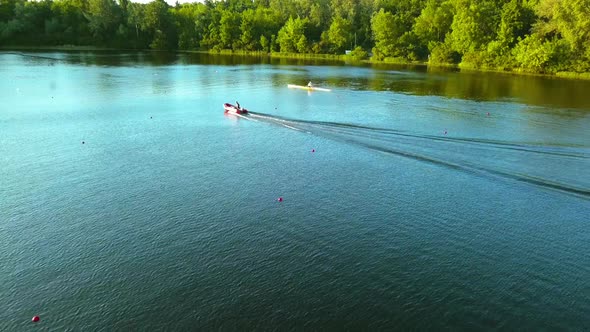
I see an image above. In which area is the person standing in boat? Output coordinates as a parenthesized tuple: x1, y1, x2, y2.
(236, 101, 241, 110)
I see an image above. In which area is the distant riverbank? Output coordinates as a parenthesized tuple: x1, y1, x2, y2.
(3, 45, 590, 80)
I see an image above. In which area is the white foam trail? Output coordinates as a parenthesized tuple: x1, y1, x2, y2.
(281, 124, 302, 131)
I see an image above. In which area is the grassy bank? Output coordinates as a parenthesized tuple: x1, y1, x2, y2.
(207, 49, 346, 61)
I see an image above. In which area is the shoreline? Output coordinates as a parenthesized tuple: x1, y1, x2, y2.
(3, 46, 589, 80)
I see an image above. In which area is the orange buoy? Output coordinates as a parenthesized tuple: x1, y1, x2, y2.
(32, 316, 40, 323)
(277, 197, 283, 202)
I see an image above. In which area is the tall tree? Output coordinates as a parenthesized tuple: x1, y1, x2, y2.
(219, 9, 240, 49)
(127, 2, 147, 48)
(86, 0, 121, 42)
(497, 0, 535, 47)
(447, 0, 500, 55)
(414, 0, 454, 44)
(277, 16, 308, 52)
(535, 0, 590, 55)
(143, 0, 177, 49)
(326, 15, 352, 52)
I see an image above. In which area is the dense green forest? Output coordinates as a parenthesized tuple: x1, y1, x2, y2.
(1, 0, 590, 74)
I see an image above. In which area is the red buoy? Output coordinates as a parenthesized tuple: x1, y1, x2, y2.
(277, 197, 283, 202)
(32, 316, 40, 323)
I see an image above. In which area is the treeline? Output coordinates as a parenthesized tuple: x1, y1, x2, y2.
(1, 0, 589, 74)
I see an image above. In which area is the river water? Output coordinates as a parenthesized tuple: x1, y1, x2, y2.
(1, 51, 589, 330)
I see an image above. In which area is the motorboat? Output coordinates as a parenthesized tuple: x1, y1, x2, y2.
(224, 103, 248, 115)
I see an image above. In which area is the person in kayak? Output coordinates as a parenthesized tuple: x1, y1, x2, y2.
(236, 101, 241, 109)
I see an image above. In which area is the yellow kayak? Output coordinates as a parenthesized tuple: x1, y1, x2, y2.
(287, 84, 331, 92)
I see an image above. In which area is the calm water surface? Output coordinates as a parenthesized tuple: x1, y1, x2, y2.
(1, 51, 589, 330)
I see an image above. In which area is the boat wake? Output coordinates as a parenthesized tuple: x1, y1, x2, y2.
(3, 52, 65, 62)
(247, 112, 590, 199)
